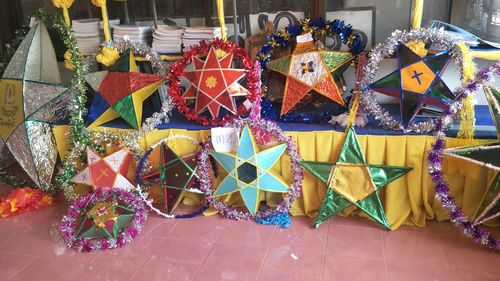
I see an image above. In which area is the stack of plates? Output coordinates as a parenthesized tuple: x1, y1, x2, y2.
(182, 27, 222, 50)
(72, 18, 101, 55)
(152, 25, 184, 54)
(113, 23, 153, 45)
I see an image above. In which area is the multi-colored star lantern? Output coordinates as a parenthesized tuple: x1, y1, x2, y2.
(0, 21, 70, 191)
(85, 50, 165, 129)
(266, 34, 353, 116)
(76, 193, 135, 240)
(210, 125, 290, 215)
(73, 148, 134, 191)
(444, 85, 500, 226)
(370, 43, 454, 125)
(141, 142, 202, 215)
(182, 47, 248, 118)
(301, 127, 412, 229)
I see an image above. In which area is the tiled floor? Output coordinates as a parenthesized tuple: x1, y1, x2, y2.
(0, 204, 499, 281)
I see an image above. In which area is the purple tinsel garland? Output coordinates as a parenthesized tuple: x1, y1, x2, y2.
(60, 189, 147, 252)
(428, 62, 500, 249)
(197, 117, 304, 220)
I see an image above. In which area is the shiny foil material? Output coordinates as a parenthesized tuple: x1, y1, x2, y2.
(0, 21, 70, 191)
(300, 127, 412, 229)
(26, 121, 58, 190)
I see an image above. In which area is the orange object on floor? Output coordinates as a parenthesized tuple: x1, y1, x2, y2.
(0, 187, 54, 218)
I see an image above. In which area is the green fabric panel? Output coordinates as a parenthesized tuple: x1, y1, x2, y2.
(267, 55, 291, 74)
(367, 164, 412, 189)
(112, 95, 139, 129)
(300, 161, 335, 185)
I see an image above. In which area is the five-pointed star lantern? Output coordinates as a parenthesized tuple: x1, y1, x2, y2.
(76, 193, 136, 240)
(0, 21, 71, 191)
(369, 43, 454, 125)
(301, 127, 412, 229)
(73, 148, 134, 191)
(85, 50, 165, 129)
(266, 33, 353, 116)
(141, 142, 203, 215)
(444, 85, 500, 226)
(210, 125, 290, 215)
(182, 47, 248, 118)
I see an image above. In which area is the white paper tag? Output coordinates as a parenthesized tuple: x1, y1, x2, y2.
(296, 33, 313, 43)
(243, 99, 253, 110)
(211, 127, 239, 153)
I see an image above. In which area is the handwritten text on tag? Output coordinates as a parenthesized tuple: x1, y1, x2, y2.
(211, 127, 239, 152)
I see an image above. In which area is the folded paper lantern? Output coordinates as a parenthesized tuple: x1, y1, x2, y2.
(369, 43, 454, 125)
(301, 127, 412, 229)
(72, 148, 134, 191)
(85, 50, 165, 129)
(0, 21, 71, 191)
(60, 189, 147, 252)
(182, 46, 248, 118)
(210, 125, 290, 215)
(141, 141, 203, 215)
(266, 33, 352, 116)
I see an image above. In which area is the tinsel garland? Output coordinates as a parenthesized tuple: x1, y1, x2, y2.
(0, 168, 26, 187)
(197, 117, 303, 220)
(135, 135, 207, 219)
(60, 188, 147, 252)
(428, 62, 500, 249)
(58, 39, 175, 200)
(256, 18, 365, 123)
(360, 28, 467, 133)
(167, 38, 261, 126)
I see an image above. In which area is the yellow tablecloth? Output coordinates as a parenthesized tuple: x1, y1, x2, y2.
(53, 125, 498, 230)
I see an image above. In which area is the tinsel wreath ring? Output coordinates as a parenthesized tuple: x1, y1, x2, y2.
(428, 62, 500, 249)
(197, 117, 304, 220)
(60, 188, 147, 252)
(360, 28, 467, 133)
(167, 39, 261, 126)
(58, 40, 175, 200)
(135, 135, 209, 219)
(256, 18, 365, 123)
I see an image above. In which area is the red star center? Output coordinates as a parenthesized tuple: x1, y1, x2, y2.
(90, 160, 117, 189)
(182, 47, 246, 117)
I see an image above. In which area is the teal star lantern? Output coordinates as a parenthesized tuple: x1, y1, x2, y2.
(210, 125, 290, 215)
(301, 127, 412, 229)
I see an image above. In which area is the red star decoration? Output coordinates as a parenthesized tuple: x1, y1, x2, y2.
(182, 47, 247, 118)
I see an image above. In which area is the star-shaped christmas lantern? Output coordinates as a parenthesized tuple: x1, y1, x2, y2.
(76, 193, 136, 240)
(73, 148, 134, 191)
(85, 50, 165, 129)
(370, 43, 454, 125)
(141, 142, 202, 215)
(210, 125, 290, 215)
(0, 21, 71, 191)
(266, 33, 353, 116)
(182, 47, 248, 118)
(444, 85, 500, 226)
(301, 127, 412, 229)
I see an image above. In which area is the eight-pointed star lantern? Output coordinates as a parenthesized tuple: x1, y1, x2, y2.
(181, 46, 249, 118)
(210, 125, 290, 215)
(0, 21, 71, 191)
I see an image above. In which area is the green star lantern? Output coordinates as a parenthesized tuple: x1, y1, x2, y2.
(301, 127, 412, 229)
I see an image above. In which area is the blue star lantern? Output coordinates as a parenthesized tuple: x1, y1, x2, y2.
(210, 125, 290, 214)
